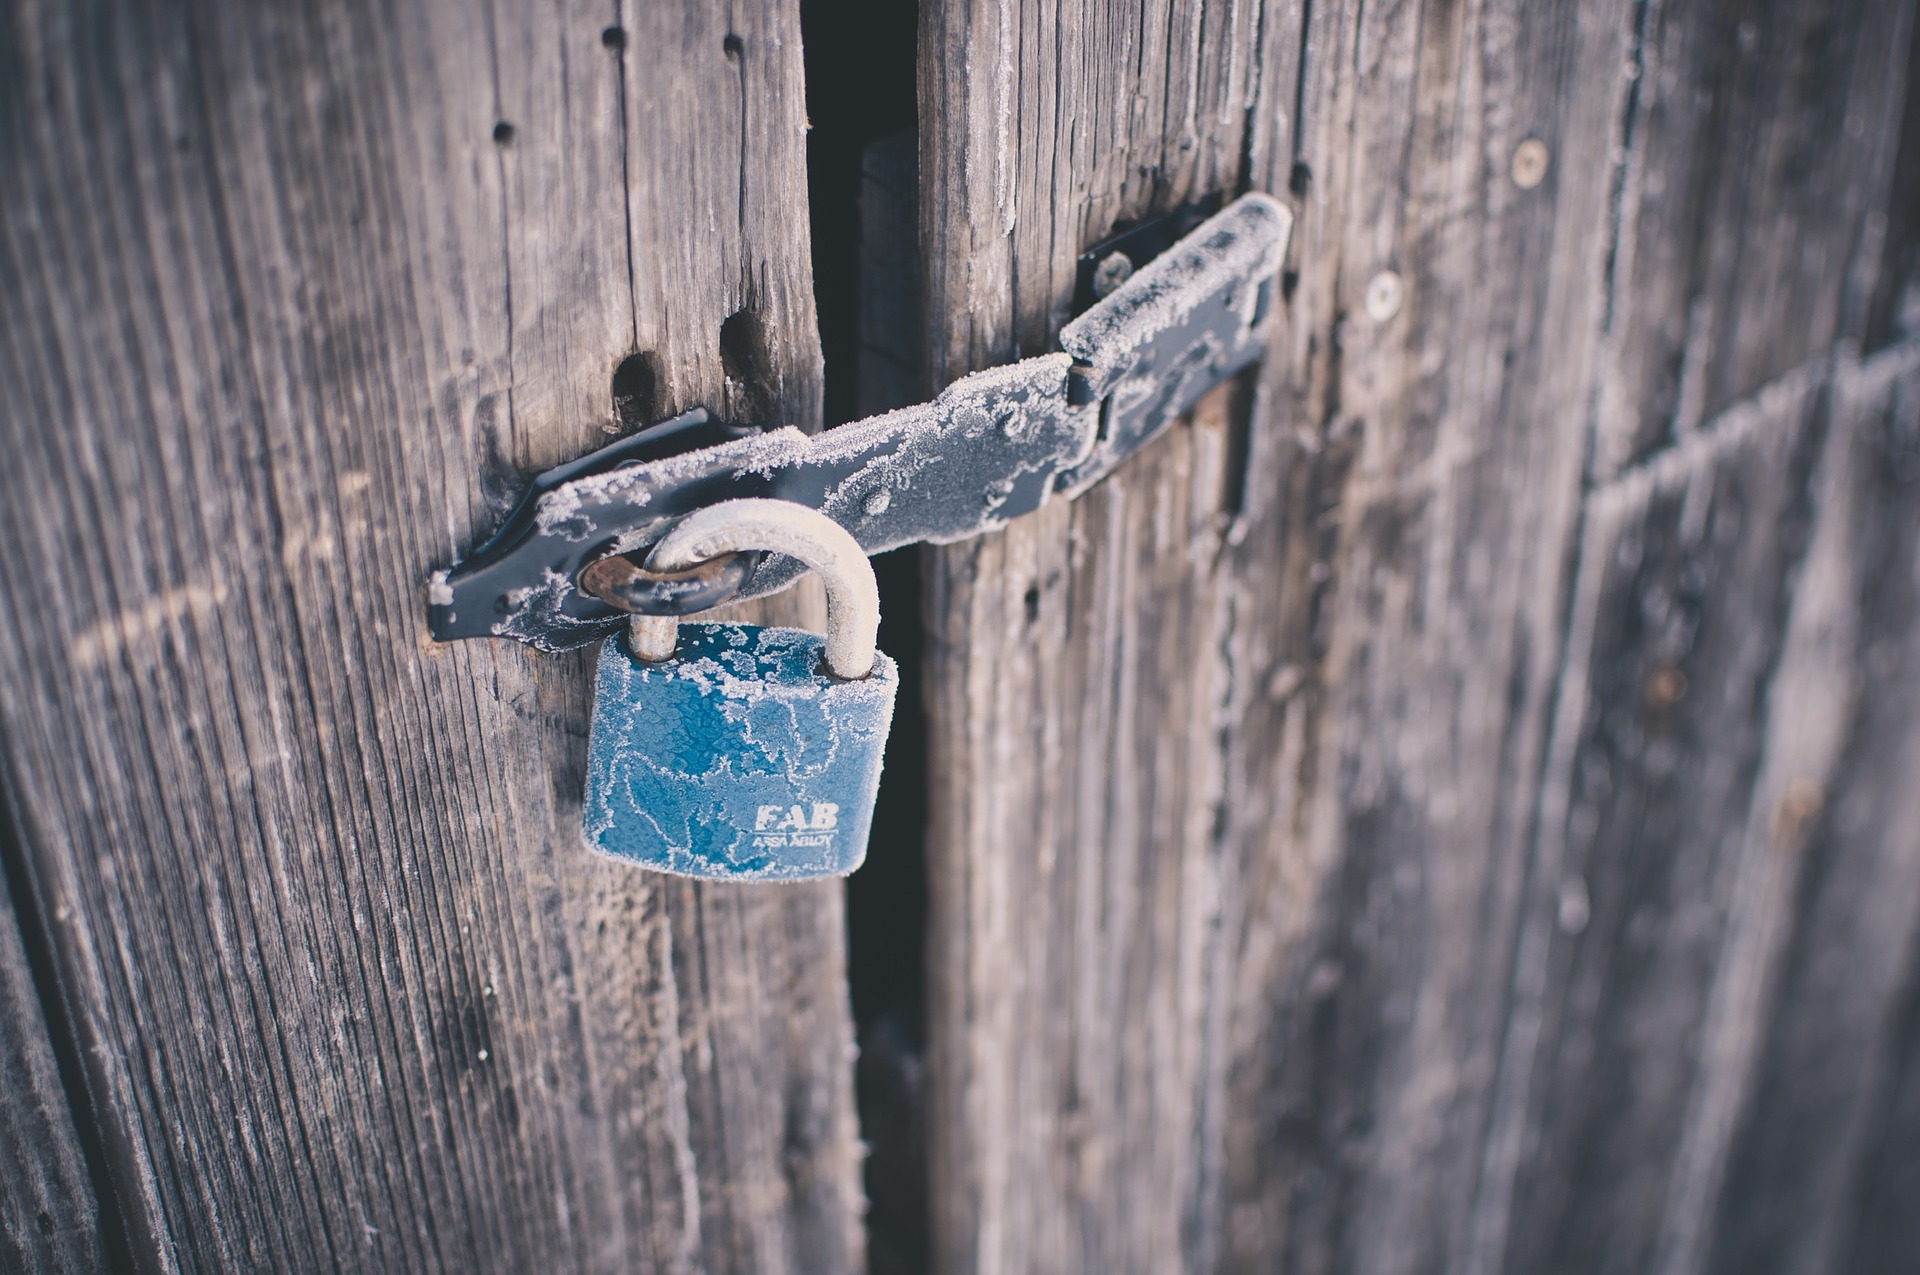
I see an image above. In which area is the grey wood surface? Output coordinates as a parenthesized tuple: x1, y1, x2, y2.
(917, 1, 1920, 1273)
(5, 0, 1918, 1271)
(0, 1, 859, 1271)
(0, 796, 104, 1273)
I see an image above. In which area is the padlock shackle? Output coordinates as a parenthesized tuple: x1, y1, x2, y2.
(646, 498, 881, 680)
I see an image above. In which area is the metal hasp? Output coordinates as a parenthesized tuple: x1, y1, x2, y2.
(428, 192, 1293, 651)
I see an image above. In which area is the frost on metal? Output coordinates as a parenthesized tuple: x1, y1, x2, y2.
(743, 353, 1089, 597)
(1061, 194, 1290, 389)
(491, 568, 607, 652)
(580, 624, 899, 880)
(428, 192, 1293, 650)
(1055, 192, 1293, 496)
(532, 427, 812, 541)
(820, 352, 1085, 543)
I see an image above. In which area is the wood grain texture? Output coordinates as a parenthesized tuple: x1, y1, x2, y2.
(1499, 357, 1837, 1275)
(0, 798, 104, 1273)
(1698, 344, 1920, 1275)
(1595, 0, 1914, 474)
(917, 2, 1266, 1268)
(0, 1, 857, 1271)
(917, 0, 1920, 1272)
(1867, 13, 1920, 355)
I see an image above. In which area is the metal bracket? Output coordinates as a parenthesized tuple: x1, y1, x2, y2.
(428, 192, 1293, 651)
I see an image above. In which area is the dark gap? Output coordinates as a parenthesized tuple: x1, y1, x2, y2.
(729, 32, 749, 232)
(803, 2, 918, 429)
(1220, 365, 1262, 519)
(718, 308, 777, 423)
(491, 120, 514, 145)
(717, 308, 759, 380)
(1863, 6, 1920, 353)
(608, 2, 639, 348)
(1235, 0, 1270, 193)
(798, 2, 924, 1272)
(610, 350, 659, 431)
(1290, 0, 1314, 163)
(0, 763, 145, 1270)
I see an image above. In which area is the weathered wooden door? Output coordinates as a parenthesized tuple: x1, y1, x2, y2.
(912, 1, 1920, 1272)
(5, 0, 1920, 1273)
(1, 1, 857, 1270)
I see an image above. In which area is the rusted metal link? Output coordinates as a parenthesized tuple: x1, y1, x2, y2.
(647, 499, 881, 680)
(577, 549, 762, 616)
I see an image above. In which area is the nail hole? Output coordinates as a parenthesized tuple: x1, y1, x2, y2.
(611, 351, 660, 432)
(601, 25, 626, 50)
(492, 121, 515, 145)
(1288, 161, 1313, 197)
(723, 32, 744, 59)
(719, 308, 776, 421)
(1023, 585, 1041, 625)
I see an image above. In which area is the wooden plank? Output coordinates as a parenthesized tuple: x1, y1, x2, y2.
(918, 0, 1637, 1268)
(1470, 7, 1917, 1272)
(916, 2, 1270, 1268)
(1495, 360, 1834, 1275)
(1220, 4, 1644, 1271)
(918, 0, 1920, 1273)
(1237, 4, 1917, 1271)
(1866, 4, 1920, 354)
(0, 1, 858, 1270)
(1699, 344, 1920, 1275)
(0, 797, 104, 1273)
(1494, 341, 1920, 1275)
(1594, 0, 1915, 475)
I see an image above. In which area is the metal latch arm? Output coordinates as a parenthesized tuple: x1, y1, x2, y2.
(428, 192, 1292, 651)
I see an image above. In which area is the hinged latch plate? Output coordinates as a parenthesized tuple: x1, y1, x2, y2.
(429, 192, 1293, 650)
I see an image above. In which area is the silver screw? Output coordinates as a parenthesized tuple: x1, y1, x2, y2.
(1364, 270, 1404, 322)
(1511, 138, 1550, 190)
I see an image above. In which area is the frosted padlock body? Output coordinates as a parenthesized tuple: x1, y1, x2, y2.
(582, 623, 898, 880)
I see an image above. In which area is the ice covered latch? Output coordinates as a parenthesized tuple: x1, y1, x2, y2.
(427, 192, 1292, 651)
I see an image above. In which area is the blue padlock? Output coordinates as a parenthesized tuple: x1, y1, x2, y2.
(580, 500, 897, 880)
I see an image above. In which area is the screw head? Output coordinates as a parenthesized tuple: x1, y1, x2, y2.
(1511, 137, 1550, 189)
(1364, 270, 1404, 322)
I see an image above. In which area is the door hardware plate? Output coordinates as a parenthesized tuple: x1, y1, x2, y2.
(428, 193, 1293, 651)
